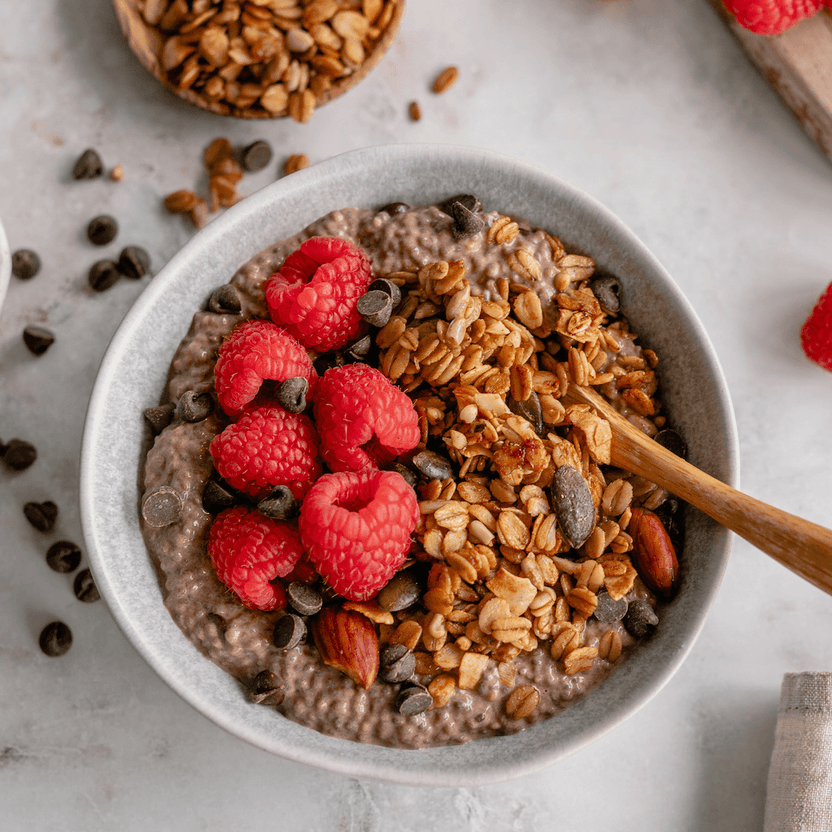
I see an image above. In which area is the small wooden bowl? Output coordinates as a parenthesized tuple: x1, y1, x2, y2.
(112, 0, 405, 120)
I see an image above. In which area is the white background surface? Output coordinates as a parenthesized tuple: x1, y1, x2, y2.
(1, 0, 831, 829)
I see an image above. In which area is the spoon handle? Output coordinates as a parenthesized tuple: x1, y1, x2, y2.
(565, 384, 832, 594)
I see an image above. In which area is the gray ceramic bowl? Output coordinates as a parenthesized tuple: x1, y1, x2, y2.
(0, 217, 10, 314)
(80, 144, 738, 786)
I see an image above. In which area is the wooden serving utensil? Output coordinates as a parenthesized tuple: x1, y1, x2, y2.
(563, 383, 832, 594)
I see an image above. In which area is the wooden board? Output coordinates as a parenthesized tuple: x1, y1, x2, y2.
(707, 2, 832, 162)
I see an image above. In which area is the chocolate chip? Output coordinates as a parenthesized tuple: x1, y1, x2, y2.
(203, 480, 236, 514)
(275, 377, 308, 414)
(39, 621, 73, 657)
(46, 540, 82, 573)
(22, 326, 55, 356)
(508, 391, 543, 436)
(345, 334, 374, 362)
(623, 599, 659, 639)
(357, 290, 393, 328)
(286, 582, 323, 617)
(88, 260, 121, 292)
(377, 569, 421, 612)
(412, 450, 454, 482)
(395, 683, 433, 716)
(208, 284, 241, 314)
(241, 140, 273, 171)
(177, 390, 214, 422)
(117, 246, 151, 279)
(257, 485, 298, 521)
(73, 568, 100, 603)
(451, 201, 484, 240)
(141, 486, 182, 528)
(591, 274, 622, 316)
(550, 465, 595, 549)
(655, 429, 687, 460)
(23, 501, 58, 533)
(87, 215, 118, 246)
(393, 464, 418, 490)
(367, 278, 402, 309)
(378, 202, 410, 215)
(11, 249, 40, 280)
(2, 438, 37, 471)
(143, 403, 175, 435)
(437, 193, 481, 216)
(273, 613, 306, 650)
(594, 591, 628, 624)
(72, 148, 103, 180)
(379, 643, 415, 683)
(313, 351, 348, 376)
(249, 669, 285, 705)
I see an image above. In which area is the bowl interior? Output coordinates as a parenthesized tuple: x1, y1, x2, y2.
(80, 144, 738, 786)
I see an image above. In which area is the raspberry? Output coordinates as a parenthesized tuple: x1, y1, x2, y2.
(265, 237, 372, 353)
(299, 469, 419, 601)
(724, 0, 823, 35)
(214, 319, 317, 417)
(801, 281, 832, 372)
(210, 404, 322, 500)
(208, 506, 304, 611)
(314, 364, 421, 472)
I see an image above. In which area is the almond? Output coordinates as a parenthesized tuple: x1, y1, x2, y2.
(310, 607, 379, 689)
(628, 507, 679, 598)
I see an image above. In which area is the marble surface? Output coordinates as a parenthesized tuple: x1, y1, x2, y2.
(0, 0, 831, 828)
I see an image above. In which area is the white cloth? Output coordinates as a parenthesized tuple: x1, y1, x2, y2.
(765, 673, 832, 832)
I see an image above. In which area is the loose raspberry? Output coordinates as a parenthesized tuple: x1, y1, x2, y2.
(314, 364, 421, 473)
(265, 236, 372, 353)
(208, 506, 304, 611)
(214, 319, 317, 417)
(801, 281, 832, 372)
(299, 469, 419, 601)
(210, 404, 322, 500)
(724, 0, 823, 35)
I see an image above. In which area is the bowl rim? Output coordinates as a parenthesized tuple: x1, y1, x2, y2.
(80, 143, 739, 786)
(0, 216, 10, 314)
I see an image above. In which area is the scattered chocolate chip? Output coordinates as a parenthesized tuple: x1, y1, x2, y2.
(250, 669, 286, 705)
(258, 485, 298, 521)
(357, 290, 393, 328)
(412, 449, 454, 482)
(39, 621, 73, 657)
(11, 249, 40, 280)
(367, 278, 402, 309)
(2, 438, 37, 471)
(116, 246, 151, 279)
(22, 326, 55, 356)
(286, 582, 323, 617)
(508, 391, 543, 436)
(437, 193, 481, 216)
(23, 501, 58, 533)
(379, 643, 415, 683)
(72, 148, 103, 180)
(46, 540, 82, 573)
(143, 403, 175, 435)
(177, 390, 214, 422)
(141, 486, 182, 528)
(393, 464, 418, 490)
(87, 215, 118, 246)
(395, 683, 433, 716)
(273, 613, 306, 650)
(591, 274, 622, 316)
(451, 201, 484, 240)
(208, 284, 242, 314)
(345, 334, 373, 362)
(275, 377, 308, 414)
(203, 480, 237, 514)
(88, 259, 121, 292)
(623, 599, 659, 639)
(550, 465, 595, 549)
(594, 591, 629, 624)
(73, 568, 100, 603)
(377, 202, 410, 215)
(655, 429, 687, 460)
(377, 569, 422, 612)
(313, 351, 347, 376)
(654, 499, 685, 545)
(241, 140, 273, 172)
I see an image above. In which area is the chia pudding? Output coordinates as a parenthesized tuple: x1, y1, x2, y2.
(139, 197, 683, 749)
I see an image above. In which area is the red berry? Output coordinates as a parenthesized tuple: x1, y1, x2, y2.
(723, 0, 823, 35)
(314, 364, 421, 473)
(265, 237, 372, 353)
(208, 506, 303, 611)
(214, 319, 317, 417)
(801, 281, 832, 372)
(210, 404, 322, 500)
(299, 469, 419, 601)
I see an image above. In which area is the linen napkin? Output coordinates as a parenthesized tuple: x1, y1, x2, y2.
(764, 672, 832, 831)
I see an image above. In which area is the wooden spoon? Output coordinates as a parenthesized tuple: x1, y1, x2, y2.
(563, 383, 832, 594)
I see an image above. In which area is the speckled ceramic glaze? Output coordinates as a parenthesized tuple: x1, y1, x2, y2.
(0, 217, 11, 314)
(79, 144, 738, 786)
